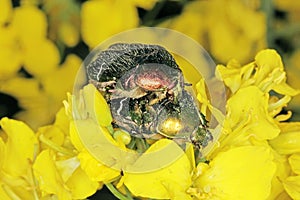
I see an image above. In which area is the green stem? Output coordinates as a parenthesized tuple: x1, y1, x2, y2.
(136, 138, 149, 153)
(39, 134, 75, 157)
(273, 23, 300, 38)
(261, 0, 274, 47)
(105, 183, 133, 200)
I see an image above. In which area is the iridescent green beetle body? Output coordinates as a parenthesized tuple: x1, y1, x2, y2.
(86, 43, 212, 150)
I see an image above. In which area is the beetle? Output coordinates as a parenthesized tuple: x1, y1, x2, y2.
(86, 43, 212, 150)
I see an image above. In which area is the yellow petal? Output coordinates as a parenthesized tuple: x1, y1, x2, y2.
(82, 84, 113, 126)
(283, 176, 300, 200)
(215, 61, 255, 93)
(55, 157, 80, 182)
(196, 79, 225, 125)
(0, 0, 12, 24)
(58, 22, 80, 47)
(215, 63, 242, 93)
(254, 49, 284, 84)
(0, 137, 5, 167)
(272, 82, 300, 97)
(0, 77, 58, 129)
(77, 150, 120, 183)
(194, 146, 276, 200)
(227, 86, 280, 141)
(131, 0, 158, 10)
(38, 125, 65, 149)
(12, 5, 47, 42)
(70, 118, 138, 171)
(0, 117, 38, 176)
(0, 26, 22, 79)
(289, 154, 300, 174)
(23, 39, 60, 78)
(53, 107, 70, 135)
(0, 182, 11, 200)
(66, 167, 100, 199)
(269, 124, 300, 155)
(268, 151, 291, 199)
(41, 54, 81, 103)
(279, 122, 300, 133)
(33, 149, 71, 199)
(69, 120, 85, 151)
(81, 0, 138, 48)
(124, 139, 192, 199)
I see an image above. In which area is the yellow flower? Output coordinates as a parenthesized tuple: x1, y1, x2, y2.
(159, 1, 209, 46)
(267, 151, 291, 200)
(132, 0, 158, 10)
(0, 24, 22, 80)
(269, 122, 300, 155)
(123, 139, 193, 199)
(0, 117, 38, 176)
(216, 49, 299, 95)
(43, 0, 81, 47)
(191, 146, 276, 200)
(32, 149, 99, 199)
(216, 49, 299, 125)
(0, 3, 77, 128)
(268, 118, 300, 199)
(282, 176, 300, 200)
(226, 86, 280, 142)
(77, 150, 120, 183)
(0, 117, 39, 199)
(65, 84, 130, 182)
(0, 55, 81, 129)
(289, 153, 300, 174)
(0, 0, 12, 25)
(215, 60, 256, 94)
(197, 49, 299, 199)
(36, 106, 101, 199)
(81, 84, 113, 126)
(64, 164, 100, 199)
(33, 149, 72, 199)
(286, 50, 300, 115)
(81, 0, 139, 48)
(5, 5, 60, 78)
(275, 0, 300, 10)
(161, 0, 266, 63)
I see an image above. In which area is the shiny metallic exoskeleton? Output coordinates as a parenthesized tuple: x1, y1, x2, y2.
(86, 43, 212, 150)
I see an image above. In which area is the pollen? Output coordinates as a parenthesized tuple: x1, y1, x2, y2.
(159, 117, 183, 136)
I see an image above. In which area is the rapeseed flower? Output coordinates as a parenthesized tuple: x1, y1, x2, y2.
(81, 0, 157, 49)
(0, 54, 81, 129)
(160, 0, 266, 64)
(1, 46, 300, 199)
(81, 0, 132, 48)
(0, 2, 82, 129)
(1, 1, 300, 199)
(43, 0, 81, 47)
(61, 49, 300, 199)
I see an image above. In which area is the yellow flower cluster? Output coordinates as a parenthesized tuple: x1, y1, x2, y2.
(81, 0, 158, 48)
(194, 49, 299, 199)
(1, 0, 300, 199)
(0, 0, 81, 130)
(1, 47, 299, 199)
(160, 0, 266, 64)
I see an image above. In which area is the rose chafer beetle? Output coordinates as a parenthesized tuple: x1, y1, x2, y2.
(86, 43, 212, 150)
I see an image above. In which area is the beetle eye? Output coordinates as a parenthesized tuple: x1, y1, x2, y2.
(158, 117, 183, 136)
